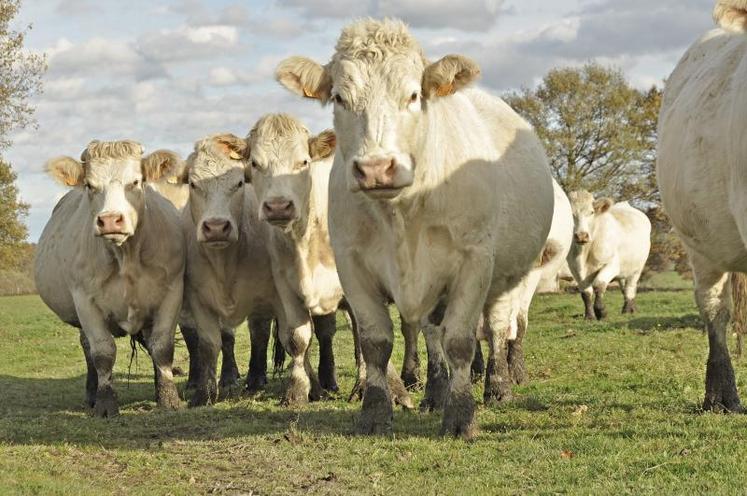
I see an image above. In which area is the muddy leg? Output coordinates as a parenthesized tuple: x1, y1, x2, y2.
(581, 287, 595, 320)
(313, 313, 339, 393)
(218, 328, 241, 399)
(593, 284, 608, 320)
(401, 317, 421, 390)
(79, 330, 98, 408)
(180, 326, 201, 390)
(146, 328, 181, 410)
(471, 342, 485, 384)
(246, 317, 271, 392)
(420, 324, 449, 412)
(508, 311, 528, 385)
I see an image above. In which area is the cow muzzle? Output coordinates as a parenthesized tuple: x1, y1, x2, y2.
(574, 232, 590, 245)
(201, 217, 233, 246)
(352, 156, 409, 197)
(262, 197, 296, 227)
(96, 212, 131, 243)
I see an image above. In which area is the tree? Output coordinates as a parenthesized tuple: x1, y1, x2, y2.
(0, 0, 45, 270)
(504, 63, 661, 204)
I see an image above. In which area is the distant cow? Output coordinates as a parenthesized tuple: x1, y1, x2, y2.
(567, 190, 651, 320)
(276, 19, 554, 437)
(35, 141, 185, 417)
(656, 0, 747, 412)
(147, 154, 275, 394)
(246, 113, 413, 406)
(181, 133, 287, 406)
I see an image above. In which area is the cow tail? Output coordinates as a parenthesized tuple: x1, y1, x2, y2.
(272, 318, 286, 376)
(731, 272, 747, 356)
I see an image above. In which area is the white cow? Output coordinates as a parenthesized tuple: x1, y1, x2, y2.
(566, 190, 651, 320)
(246, 113, 414, 406)
(276, 19, 554, 437)
(181, 133, 293, 406)
(657, 0, 747, 412)
(35, 141, 185, 417)
(147, 155, 275, 394)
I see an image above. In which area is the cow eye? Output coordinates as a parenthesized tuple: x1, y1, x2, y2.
(84, 181, 93, 191)
(251, 159, 259, 169)
(127, 179, 140, 190)
(236, 180, 244, 189)
(302, 159, 310, 167)
(410, 92, 419, 103)
(189, 181, 196, 190)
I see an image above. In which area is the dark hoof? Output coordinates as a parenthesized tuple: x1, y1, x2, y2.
(704, 357, 743, 413)
(188, 386, 216, 407)
(319, 378, 339, 393)
(584, 313, 596, 321)
(508, 358, 527, 385)
(85, 390, 96, 409)
(92, 388, 119, 418)
(594, 304, 607, 320)
(157, 383, 182, 410)
(483, 377, 512, 406)
(441, 392, 477, 440)
(282, 381, 311, 406)
(172, 366, 185, 377)
(244, 374, 268, 393)
(357, 386, 393, 436)
(217, 379, 242, 401)
(622, 300, 636, 314)
(419, 393, 446, 412)
(402, 370, 422, 391)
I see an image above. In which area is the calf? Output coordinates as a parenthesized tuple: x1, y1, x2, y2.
(35, 141, 185, 417)
(567, 190, 651, 320)
(182, 133, 288, 406)
(276, 19, 554, 437)
(246, 113, 412, 406)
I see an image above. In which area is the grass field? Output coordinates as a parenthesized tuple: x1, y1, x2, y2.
(3, 276, 747, 494)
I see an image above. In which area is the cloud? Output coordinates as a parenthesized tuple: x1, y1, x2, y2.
(138, 25, 240, 63)
(278, 0, 509, 31)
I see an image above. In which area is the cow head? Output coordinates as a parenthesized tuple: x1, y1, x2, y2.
(246, 113, 335, 230)
(184, 134, 249, 248)
(275, 19, 480, 200)
(568, 190, 613, 245)
(46, 141, 181, 245)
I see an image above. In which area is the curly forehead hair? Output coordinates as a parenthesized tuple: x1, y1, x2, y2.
(81, 140, 143, 162)
(568, 190, 595, 206)
(334, 18, 426, 63)
(249, 113, 309, 145)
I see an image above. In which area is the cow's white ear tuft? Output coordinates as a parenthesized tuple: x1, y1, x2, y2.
(309, 129, 336, 161)
(422, 55, 481, 99)
(46, 156, 85, 187)
(714, 0, 747, 32)
(593, 197, 614, 214)
(141, 150, 185, 183)
(213, 133, 247, 161)
(276, 56, 332, 102)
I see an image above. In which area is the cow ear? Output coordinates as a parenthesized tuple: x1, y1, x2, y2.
(46, 156, 85, 187)
(309, 129, 336, 161)
(141, 149, 185, 183)
(593, 197, 614, 214)
(276, 56, 332, 103)
(213, 133, 247, 161)
(422, 55, 481, 99)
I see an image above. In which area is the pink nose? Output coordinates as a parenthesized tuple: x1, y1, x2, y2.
(353, 157, 397, 190)
(96, 212, 125, 234)
(201, 218, 232, 242)
(574, 232, 590, 244)
(262, 198, 295, 222)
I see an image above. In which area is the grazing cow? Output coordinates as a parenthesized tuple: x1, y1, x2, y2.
(246, 113, 413, 406)
(35, 141, 185, 417)
(147, 155, 275, 394)
(276, 19, 554, 437)
(566, 190, 651, 320)
(657, 0, 747, 412)
(181, 133, 290, 406)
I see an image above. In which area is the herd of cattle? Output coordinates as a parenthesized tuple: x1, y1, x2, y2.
(30, 2, 747, 437)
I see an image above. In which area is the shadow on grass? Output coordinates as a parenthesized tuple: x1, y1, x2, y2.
(628, 314, 702, 332)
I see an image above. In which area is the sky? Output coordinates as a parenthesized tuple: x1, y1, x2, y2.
(8, 0, 716, 241)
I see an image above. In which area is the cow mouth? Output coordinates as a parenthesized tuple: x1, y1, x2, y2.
(360, 186, 404, 200)
(202, 239, 232, 249)
(98, 232, 131, 244)
(266, 216, 295, 228)
(574, 238, 590, 245)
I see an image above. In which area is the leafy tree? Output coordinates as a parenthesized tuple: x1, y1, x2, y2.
(0, 0, 45, 269)
(504, 63, 661, 204)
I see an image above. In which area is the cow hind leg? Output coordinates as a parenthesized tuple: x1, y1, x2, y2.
(246, 317, 272, 392)
(440, 322, 478, 440)
(313, 313, 339, 393)
(420, 324, 450, 412)
(471, 342, 485, 384)
(400, 317, 421, 390)
(279, 321, 316, 405)
(691, 252, 743, 412)
(621, 273, 641, 314)
(218, 328, 241, 399)
(508, 311, 528, 385)
(180, 326, 201, 390)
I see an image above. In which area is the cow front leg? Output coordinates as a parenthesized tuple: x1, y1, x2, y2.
(188, 302, 221, 406)
(246, 316, 272, 392)
(145, 327, 181, 410)
(580, 287, 595, 320)
(592, 260, 620, 320)
(278, 319, 317, 405)
(79, 330, 97, 408)
(313, 313, 339, 393)
(420, 324, 449, 412)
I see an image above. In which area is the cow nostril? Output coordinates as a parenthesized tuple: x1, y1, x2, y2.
(385, 159, 396, 178)
(221, 222, 231, 234)
(353, 160, 365, 180)
(97, 217, 104, 228)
